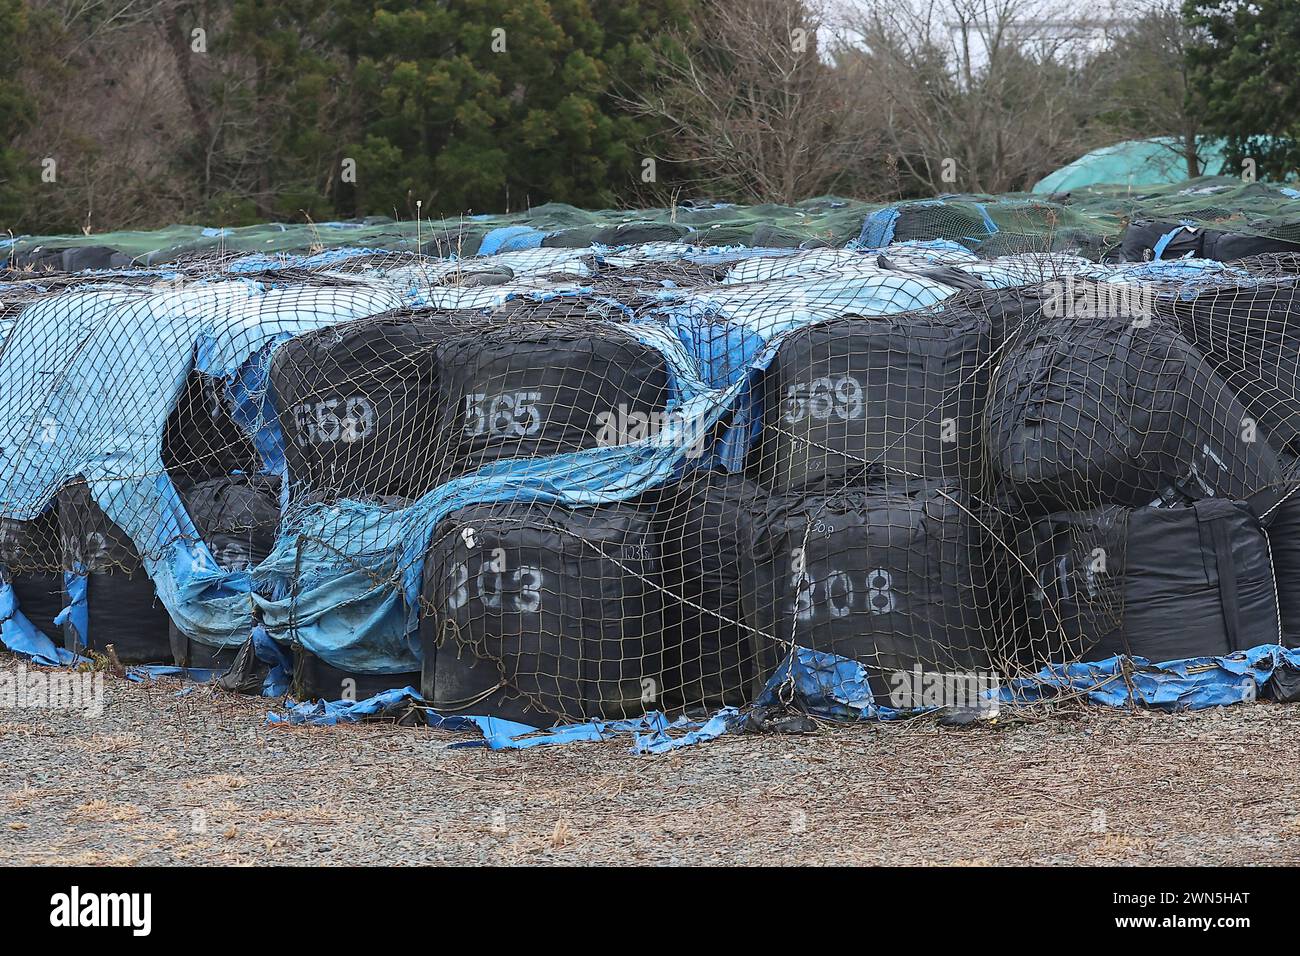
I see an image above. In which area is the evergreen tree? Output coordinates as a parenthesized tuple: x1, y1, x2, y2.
(1186, 0, 1300, 179)
(342, 0, 690, 218)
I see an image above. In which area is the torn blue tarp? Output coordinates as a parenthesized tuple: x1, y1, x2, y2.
(0, 579, 79, 667)
(0, 282, 405, 652)
(268, 686, 423, 726)
(130, 664, 222, 683)
(452, 710, 739, 753)
(750, 644, 1300, 719)
(857, 206, 902, 248)
(752, 646, 915, 721)
(55, 570, 87, 649)
(1005, 644, 1300, 710)
(476, 226, 547, 256)
(1152, 222, 1199, 260)
(269, 687, 735, 753)
(252, 624, 293, 697)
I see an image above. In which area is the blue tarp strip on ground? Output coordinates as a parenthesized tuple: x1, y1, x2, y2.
(261, 643, 1300, 753)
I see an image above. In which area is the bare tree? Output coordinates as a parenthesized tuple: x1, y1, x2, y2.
(1093, 0, 1210, 179)
(626, 0, 886, 203)
(14, 0, 195, 232)
(843, 0, 1101, 194)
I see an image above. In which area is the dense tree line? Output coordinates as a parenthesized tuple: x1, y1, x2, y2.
(0, 0, 1294, 235)
(0, 0, 692, 232)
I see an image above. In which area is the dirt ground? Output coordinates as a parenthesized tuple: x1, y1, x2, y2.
(2, 651, 1297, 866)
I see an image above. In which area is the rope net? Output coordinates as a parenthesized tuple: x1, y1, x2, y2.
(2, 226, 1299, 722)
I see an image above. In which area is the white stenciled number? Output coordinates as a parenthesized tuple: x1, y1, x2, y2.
(464, 391, 544, 438)
(339, 397, 374, 442)
(866, 568, 896, 614)
(834, 375, 864, 419)
(791, 564, 896, 619)
(464, 394, 488, 437)
(514, 566, 543, 613)
(781, 375, 866, 423)
(781, 384, 807, 423)
(314, 399, 342, 442)
(448, 554, 545, 613)
(825, 570, 854, 618)
(807, 376, 836, 420)
(293, 396, 376, 445)
(476, 547, 509, 609)
(489, 393, 516, 437)
(447, 561, 470, 610)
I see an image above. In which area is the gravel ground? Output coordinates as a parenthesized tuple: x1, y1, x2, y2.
(2, 651, 1298, 866)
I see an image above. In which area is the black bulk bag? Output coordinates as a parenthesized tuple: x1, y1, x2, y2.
(744, 474, 1000, 705)
(269, 313, 455, 503)
(656, 469, 766, 711)
(179, 474, 281, 571)
(590, 222, 689, 246)
(428, 319, 671, 485)
(1121, 220, 1300, 263)
(56, 482, 172, 664)
(890, 204, 991, 247)
(162, 369, 261, 490)
(13, 245, 131, 272)
(750, 313, 991, 491)
(987, 312, 1283, 514)
(1120, 221, 1204, 262)
(1024, 499, 1280, 664)
(170, 475, 282, 669)
(1201, 229, 1300, 262)
(0, 510, 63, 642)
(541, 226, 603, 249)
(1263, 486, 1300, 647)
(1161, 282, 1300, 455)
(290, 646, 421, 703)
(420, 499, 665, 724)
(939, 285, 1046, 353)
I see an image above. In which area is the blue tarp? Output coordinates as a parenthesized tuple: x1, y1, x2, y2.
(477, 226, 547, 255)
(269, 689, 735, 754)
(0, 580, 79, 667)
(0, 274, 752, 672)
(261, 642, 1300, 753)
(5, 251, 1299, 698)
(0, 282, 403, 652)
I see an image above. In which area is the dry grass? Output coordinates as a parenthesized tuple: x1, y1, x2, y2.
(1, 651, 1297, 866)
